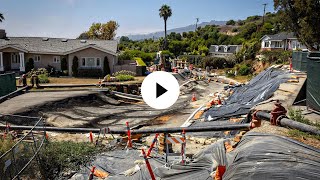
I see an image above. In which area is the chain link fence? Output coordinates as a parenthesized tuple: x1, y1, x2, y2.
(0, 115, 46, 180)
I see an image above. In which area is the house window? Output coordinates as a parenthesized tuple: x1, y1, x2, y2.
(34, 55, 41, 62)
(275, 42, 282, 48)
(11, 53, 20, 64)
(264, 41, 270, 48)
(81, 57, 101, 68)
(53, 56, 60, 63)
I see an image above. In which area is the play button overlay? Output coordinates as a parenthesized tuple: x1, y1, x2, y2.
(141, 71, 180, 109)
(156, 83, 167, 98)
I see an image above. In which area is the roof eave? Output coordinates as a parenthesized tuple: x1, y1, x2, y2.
(64, 45, 117, 56)
(0, 44, 28, 53)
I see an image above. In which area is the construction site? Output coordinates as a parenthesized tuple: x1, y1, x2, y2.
(2, 0, 320, 178)
(1, 52, 320, 180)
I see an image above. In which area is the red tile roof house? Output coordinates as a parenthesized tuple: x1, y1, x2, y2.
(0, 29, 135, 76)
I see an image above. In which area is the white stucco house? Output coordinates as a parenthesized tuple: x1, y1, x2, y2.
(260, 32, 307, 51)
(0, 29, 128, 76)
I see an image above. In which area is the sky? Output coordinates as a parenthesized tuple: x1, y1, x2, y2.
(0, 0, 275, 38)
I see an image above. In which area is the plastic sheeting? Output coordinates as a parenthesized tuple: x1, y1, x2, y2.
(155, 132, 320, 180)
(223, 132, 320, 180)
(205, 68, 290, 121)
(72, 132, 320, 180)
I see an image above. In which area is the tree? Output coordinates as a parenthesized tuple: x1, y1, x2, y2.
(159, 4, 172, 50)
(120, 36, 130, 43)
(274, 0, 320, 50)
(77, 32, 89, 39)
(103, 56, 111, 75)
(0, 13, 4, 22)
(72, 56, 79, 77)
(25, 58, 34, 73)
(86, 21, 119, 40)
(226, 19, 236, 26)
(61, 58, 68, 71)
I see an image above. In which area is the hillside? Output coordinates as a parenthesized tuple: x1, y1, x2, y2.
(125, 20, 226, 41)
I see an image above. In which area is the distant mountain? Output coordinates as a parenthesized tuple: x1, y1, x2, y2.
(123, 20, 226, 41)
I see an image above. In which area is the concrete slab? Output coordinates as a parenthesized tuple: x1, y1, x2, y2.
(0, 91, 96, 115)
(254, 72, 307, 111)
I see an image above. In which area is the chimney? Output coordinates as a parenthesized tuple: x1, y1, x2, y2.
(0, 29, 6, 39)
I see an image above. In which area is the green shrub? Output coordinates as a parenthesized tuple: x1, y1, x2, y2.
(61, 58, 68, 71)
(77, 69, 103, 77)
(260, 50, 291, 63)
(113, 70, 136, 77)
(25, 58, 34, 73)
(118, 50, 155, 63)
(238, 64, 251, 75)
(202, 57, 229, 69)
(225, 69, 235, 77)
(116, 74, 134, 81)
(38, 74, 50, 83)
(0, 135, 15, 155)
(39, 141, 100, 179)
(26, 68, 48, 77)
(72, 56, 79, 77)
(103, 56, 111, 75)
(288, 108, 320, 129)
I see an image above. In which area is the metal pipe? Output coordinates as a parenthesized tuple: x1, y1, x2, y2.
(0, 123, 251, 134)
(256, 111, 320, 135)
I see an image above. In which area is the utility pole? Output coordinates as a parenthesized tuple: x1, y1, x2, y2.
(262, 3, 267, 25)
(195, 18, 199, 31)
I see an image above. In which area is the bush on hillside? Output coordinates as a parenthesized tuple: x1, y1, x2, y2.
(202, 57, 234, 69)
(260, 50, 291, 64)
(118, 50, 155, 63)
(238, 64, 251, 76)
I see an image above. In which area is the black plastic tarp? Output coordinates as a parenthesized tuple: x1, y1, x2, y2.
(205, 68, 290, 121)
(155, 132, 320, 180)
(72, 132, 320, 180)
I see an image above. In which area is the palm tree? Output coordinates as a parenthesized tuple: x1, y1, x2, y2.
(159, 4, 172, 50)
(0, 13, 4, 22)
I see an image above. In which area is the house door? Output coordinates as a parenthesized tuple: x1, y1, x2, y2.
(11, 53, 20, 70)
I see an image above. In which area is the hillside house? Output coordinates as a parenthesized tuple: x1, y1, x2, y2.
(209, 45, 242, 58)
(260, 32, 307, 51)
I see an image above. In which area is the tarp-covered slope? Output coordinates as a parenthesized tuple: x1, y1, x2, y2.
(72, 132, 320, 180)
(155, 132, 320, 180)
(205, 68, 290, 121)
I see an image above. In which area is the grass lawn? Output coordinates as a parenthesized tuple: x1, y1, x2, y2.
(16, 76, 145, 85)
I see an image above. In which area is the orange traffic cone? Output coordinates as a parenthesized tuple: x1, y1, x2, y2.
(192, 93, 197, 102)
